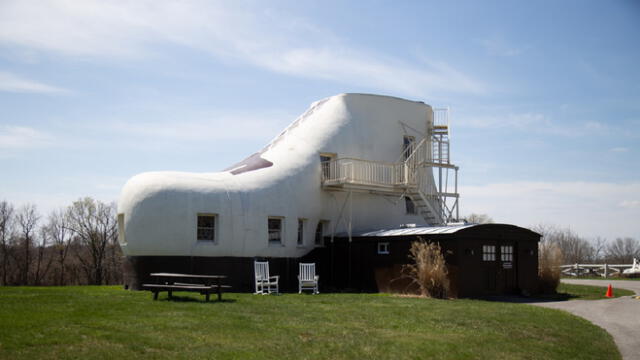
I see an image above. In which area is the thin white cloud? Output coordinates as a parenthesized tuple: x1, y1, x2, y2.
(107, 111, 294, 143)
(584, 121, 606, 130)
(0, 71, 69, 94)
(456, 112, 550, 129)
(454, 110, 624, 137)
(0, 0, 485, 96)
(477, 37, 529, 57)
(610, 147, 629, 153)
(0, 125, 54, 149)
(620, 200, 640, 209)
(460, 181, 640, 239)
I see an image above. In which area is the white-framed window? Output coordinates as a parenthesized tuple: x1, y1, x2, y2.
(482, 245, 496, 261)
(378, 242, 390, 255)
(297, 218, 305, 246)
(197, 214, 217, 242)
(501, 245, 513, 262)
(117, 213, 126, 244)
(315, 220, 329, 246)
(268, 217, 283, 245)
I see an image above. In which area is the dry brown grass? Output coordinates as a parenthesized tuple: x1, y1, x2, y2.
(538, 242, 563, 294)
(402, 240, 450, 299)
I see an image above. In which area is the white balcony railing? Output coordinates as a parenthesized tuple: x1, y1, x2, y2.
(322, 158, 406, 187)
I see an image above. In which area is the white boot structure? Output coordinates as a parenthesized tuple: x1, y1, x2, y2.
(117, 93, 460, 290)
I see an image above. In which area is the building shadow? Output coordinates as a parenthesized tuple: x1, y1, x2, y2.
(475, 292, 578, 304)
(162, 295, 237, 303)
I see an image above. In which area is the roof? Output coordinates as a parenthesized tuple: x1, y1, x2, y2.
(340, 223, 541, 238)
(353, 224, 478, 237)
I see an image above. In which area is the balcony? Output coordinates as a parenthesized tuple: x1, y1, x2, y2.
(321, 158, 411, 193)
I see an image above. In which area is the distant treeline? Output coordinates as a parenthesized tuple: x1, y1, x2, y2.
(533, 224, 640, 265)
(0, 198, 122, 286)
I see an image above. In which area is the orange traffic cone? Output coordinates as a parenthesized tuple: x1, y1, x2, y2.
(605, 284, 613, 298)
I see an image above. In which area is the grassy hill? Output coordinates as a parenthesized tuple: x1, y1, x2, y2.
(0, 286, 622, 359)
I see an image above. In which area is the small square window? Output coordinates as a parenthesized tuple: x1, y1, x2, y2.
(378, 242, 390, 255)
(268, 217, 283, 245)
(197, 214, 216, 241)
(297, 219, 305, 246)
(482, 245, 495, 261)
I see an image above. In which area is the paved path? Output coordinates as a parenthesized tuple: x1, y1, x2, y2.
(533, 279, 640, 360)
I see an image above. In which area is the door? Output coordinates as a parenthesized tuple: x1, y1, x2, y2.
(500, 243, 517, 293)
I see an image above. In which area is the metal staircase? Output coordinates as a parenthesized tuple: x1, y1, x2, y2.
(321, 108, 459, 225)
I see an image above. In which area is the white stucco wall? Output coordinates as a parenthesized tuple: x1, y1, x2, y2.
(117, 93, 436, 257)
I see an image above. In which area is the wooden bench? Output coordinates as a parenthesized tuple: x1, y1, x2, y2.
(142, 283, 231, 301)
(143, 273, 230, 302)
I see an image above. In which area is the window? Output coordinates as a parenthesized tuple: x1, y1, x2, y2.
(117, 213, 125, 244)
(403, 135, 415, 160)
(268, 217, 283, 245)
(378, 242, 390, 255)
(501, 245, 513, 262)
(320, 153, 336, 180)
(297, 218, 305, 246)
(315, 220, 328, 246)
(405, 197, 416, 214)
(482, 245, 495, 261)
(197, 214, 216, 241)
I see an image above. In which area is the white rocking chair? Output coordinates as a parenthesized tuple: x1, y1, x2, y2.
(254, 261, 279, 295)
(298, 263, 319, 294)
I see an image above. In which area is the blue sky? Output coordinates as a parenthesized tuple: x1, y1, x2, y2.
(0, 0, 638, 240)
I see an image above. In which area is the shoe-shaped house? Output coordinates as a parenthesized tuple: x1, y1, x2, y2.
(118, 93, 460, 291)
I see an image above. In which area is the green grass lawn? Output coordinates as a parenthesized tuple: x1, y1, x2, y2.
(0, 286, 622, 360)
(550, 283, 635, 300)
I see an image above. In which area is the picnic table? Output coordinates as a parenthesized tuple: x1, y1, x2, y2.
(142, 273, 230, 302)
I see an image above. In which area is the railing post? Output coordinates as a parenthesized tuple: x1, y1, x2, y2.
(604, 263, 608, 278)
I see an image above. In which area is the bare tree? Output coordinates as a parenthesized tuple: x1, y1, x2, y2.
(45, 209, 73, 285)
(105, 201, 123, 285)
(15, 204, 39, 285)
(532, 224, 594, 264)
(590, 237, 608, 263)
(33, 224, 55, 285)
(464, 213, 494, 224)
(66, 198, 117, 285)
(0, 201, 15, 285)
(605, 237, 640, 264)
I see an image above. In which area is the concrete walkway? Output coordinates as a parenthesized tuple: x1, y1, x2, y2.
(533, 279, 640, 360)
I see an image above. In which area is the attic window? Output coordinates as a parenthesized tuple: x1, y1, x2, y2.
(320, 153, 336, 180)
(378, 242, 390, 255)
(403, 136, 415, 160)
(405, 197, 416, 214)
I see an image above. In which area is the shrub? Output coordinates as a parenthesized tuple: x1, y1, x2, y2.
(402, 240, 450, 299)
(538, 242, 563, 294)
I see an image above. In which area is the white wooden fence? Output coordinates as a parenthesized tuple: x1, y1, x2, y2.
(560, 263, 633, 278)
